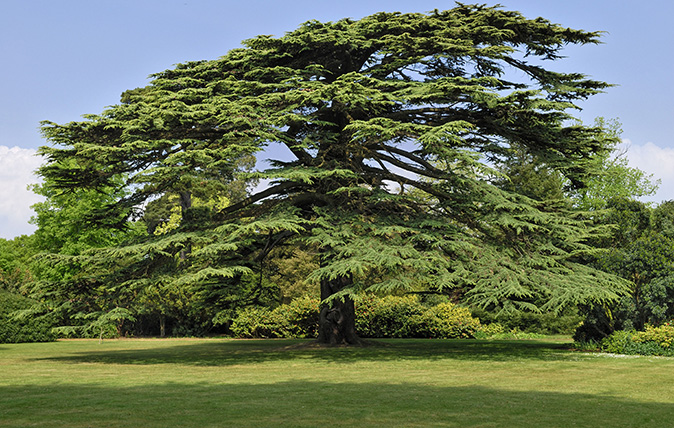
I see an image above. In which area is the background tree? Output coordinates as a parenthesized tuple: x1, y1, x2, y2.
(0, 235, 37, 294)
(37, 4, 626, 344)
(569, 118, 659, 211)
(575, 200, 674, 341)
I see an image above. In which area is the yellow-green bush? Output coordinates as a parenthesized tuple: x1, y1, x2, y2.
(230, 296, 320, 338)
(230, 294, 487, 339)
(411, 302, 482, 339)
(354, 295, 484, 339)
(596, 324, 674, 357)
(355, 295, 425, 338)
(633, 323, 674, 349)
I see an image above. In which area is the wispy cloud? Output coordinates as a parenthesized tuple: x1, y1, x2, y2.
(0, 146, 44, 239)
(621, 140, 674, 203)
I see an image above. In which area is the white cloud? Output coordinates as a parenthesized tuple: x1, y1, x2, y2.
(0, 146, 44, 239)
(620, 140, 674, 203)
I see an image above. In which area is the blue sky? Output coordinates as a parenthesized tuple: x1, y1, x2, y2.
(1, 0, 673, 239)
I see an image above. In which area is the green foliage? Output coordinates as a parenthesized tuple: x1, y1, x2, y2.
(413, 302, 483, 339)
(577, 199, 674, 340)
(595, 327, 674, 357)
(0, 291, 56, 343)
(473, 308, 582, 335)
(0, 235, 38, 294)
(569, 118, 659, 212)
(230, 295, 484, 339)
(230, 296, 320, 338)
(266, 247, 320, 304)
(229, 307, 280, 338)
(355, 295, 482, 339)
(34, 5, 625, 341)
(29, 179, 140, 256)
(52, 307, 137, 341)
(493, 149, 566, 202)
(583, 324, 674, 357)
(599, 330, 638, 354)
(633, 323, 674, 349)
(482, 330, 548, 340)
(274, 296, 321, 338)
(473, 322, 506, 339)
(355, 295, 426, 338)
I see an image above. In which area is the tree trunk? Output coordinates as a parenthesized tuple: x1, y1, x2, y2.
(317, 275, 361, 345)
(159, 315, 166, 338)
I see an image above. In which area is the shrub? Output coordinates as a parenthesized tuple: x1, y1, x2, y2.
(474, 322, 506, 339)
(355, 295, 483, 339)
(230, 306, 286, 338)
(0, 291, 57, 343)
(413, 302, 482, 339)
(633, 323, 674, 349)
(473, 308, 582, 335)
(355, 295, 425, 338)
(274, 296, 320, 338)
(597, 328, 674, 357)
(231, 294, 484, 340)
(230, 297, 320, 339)
(600, 330, 636, 354)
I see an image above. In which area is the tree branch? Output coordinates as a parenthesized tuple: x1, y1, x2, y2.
(220, 181, 303, 216)
(372, 151, 448, 181)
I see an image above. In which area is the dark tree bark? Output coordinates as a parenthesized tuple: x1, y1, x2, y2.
(317, 275, 361, 345)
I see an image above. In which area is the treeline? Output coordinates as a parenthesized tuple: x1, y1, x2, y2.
(2, 114, 671, 343)
(3, 193, 674, 343)
(4, 5, 673, 346)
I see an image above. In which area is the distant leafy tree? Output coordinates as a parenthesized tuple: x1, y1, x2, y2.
(0, 235, 37, 294)
(569, 118, 659, 211)
(37, 4, 625, 344)
(576, 201, 674, 340)
(30, 174, 139, 256)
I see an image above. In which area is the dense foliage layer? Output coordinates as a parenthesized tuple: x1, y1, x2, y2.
(35, 4, 627, 343)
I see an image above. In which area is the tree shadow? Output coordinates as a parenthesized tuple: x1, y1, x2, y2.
(1, 381, 671, 427)
(33, 338, 576, 367)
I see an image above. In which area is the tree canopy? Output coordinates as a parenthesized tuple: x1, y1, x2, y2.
(36, 4, 627, 343)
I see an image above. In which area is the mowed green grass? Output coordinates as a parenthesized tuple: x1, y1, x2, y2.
(1, 338, 673, 427)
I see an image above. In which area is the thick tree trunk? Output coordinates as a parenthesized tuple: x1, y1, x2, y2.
(317, 275, 361, 345)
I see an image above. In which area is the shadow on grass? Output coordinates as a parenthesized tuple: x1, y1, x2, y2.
(0, 380, 670, 427)
(34, 339, 574, 367)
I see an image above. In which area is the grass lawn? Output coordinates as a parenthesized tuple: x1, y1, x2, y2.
(1, 337, 673, 427)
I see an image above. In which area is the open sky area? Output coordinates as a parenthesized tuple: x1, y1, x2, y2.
(1, 0, 673, 239)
